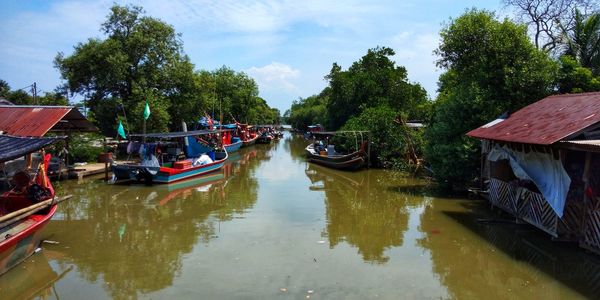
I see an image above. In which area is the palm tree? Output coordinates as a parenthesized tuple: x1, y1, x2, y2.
(560, 9, 600, 75)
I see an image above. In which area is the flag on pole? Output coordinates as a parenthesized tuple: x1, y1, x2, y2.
(143, 101, 151, 120)
(117, 120, 126, 139)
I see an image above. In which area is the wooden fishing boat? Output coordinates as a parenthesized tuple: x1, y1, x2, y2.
(241, 135, 258, 147)
(237, 124, 258, 147)
(224, 140, 243, 152)
(256, 132, 273, 144)
(0, 135, 68, 276)
(112, 129, 229, 184)
(305, 143, 366, 171)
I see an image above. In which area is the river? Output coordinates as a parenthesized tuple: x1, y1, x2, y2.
(0, 133, 598, 299)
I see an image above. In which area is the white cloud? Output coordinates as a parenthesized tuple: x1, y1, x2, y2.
(246, 62, 300, 92)
(388, 29, 442, 97)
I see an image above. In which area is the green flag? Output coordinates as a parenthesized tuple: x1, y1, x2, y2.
(117, 121, 126, 139)
(143, 101, 151, 120)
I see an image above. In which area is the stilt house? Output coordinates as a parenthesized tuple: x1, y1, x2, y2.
(467, 92, 600, 254)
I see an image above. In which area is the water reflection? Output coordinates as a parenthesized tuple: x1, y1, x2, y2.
(42, 147, 268, 299)
(418, 199, 600, 299)
(306, 163, 425, 264)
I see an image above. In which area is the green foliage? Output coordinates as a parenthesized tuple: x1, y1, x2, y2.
(338, 106, 422, 168)
(54, 4, 191, 135)
(558, 55, 600, 93)
(426, 9, 557, 190)
(561, 9, 600, 75)
(288, 91, 328, 130)
(0, 80, 9, 97)
(0, 80, 69, 105)
(68, 133, 105, 163)
(54, 5, 279, 136)
(325, 47, 429, 130)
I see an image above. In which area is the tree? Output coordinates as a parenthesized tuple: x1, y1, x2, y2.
(55, 4, 196, 135)
(557, 55, 600, 92)
(503, 0, 597, 52)
(426, 9, 557, 189)
(325, 47, 429, 130)
(0, 79, 9, 98)
(338, 105, 422, 168)
(560, 9, 600, 74)
(288, 94, 328, 130)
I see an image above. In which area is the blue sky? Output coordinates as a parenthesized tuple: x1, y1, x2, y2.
(0, 1, 506, 112)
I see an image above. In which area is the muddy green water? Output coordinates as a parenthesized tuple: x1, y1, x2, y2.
(1, 133, 599, 299)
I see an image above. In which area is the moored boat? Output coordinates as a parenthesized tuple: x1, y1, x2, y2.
(111, 129, 229, 184)
(0, 135, 68, 276)
(304, 130, 370, 171)
(305, 143, 366, 171)
(256, 132, 273, 144)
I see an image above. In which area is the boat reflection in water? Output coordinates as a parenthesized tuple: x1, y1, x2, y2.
(305, 163, 426, 263)
(37, 148, 266, 299)
(0, 250, 71, 299)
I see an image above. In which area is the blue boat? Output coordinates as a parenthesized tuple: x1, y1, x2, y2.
(112, 129, 230, 185)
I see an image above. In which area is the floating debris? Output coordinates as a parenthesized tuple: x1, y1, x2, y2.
(43, 240, 60, 245)
(280, 288, 287, 292)
(34, 247, 42, 253)
(307, 290, 314, 294)
(317, 240, 325, 244)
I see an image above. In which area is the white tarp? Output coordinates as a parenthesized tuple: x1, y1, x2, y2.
(488, 145, 571, 217)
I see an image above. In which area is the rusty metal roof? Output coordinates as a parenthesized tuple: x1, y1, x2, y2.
(0, 105, 97, 137)
(467, 92, 600, 145)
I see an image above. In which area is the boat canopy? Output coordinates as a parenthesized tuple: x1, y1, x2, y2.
(219, 124, 238, 129)
(128, 129, 234, 139)
(197, 117, 221, 128)
(0, 134, 64, 163)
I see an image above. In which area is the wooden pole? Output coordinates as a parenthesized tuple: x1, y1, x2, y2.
(104, 138, 109, 181)
(0, 195, 72, 228)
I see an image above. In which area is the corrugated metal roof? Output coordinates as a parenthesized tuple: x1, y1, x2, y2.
(557, 140, 600, 153)
(0, 134, 64, 162)
(467, 92, 600, 145)
(0, 105, 97, 136)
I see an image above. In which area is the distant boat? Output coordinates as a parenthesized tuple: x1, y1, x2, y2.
(256, 132, 273, 144)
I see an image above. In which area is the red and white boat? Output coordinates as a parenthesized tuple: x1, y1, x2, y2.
(0, 134, 67, 276)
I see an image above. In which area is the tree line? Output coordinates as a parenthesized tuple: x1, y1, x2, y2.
(1, 5, 280, 137)
(287, 1, 600, 189)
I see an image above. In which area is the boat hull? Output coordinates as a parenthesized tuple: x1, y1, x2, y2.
(307, 156, 365, 171)
(305, 144, 366, 171)
(112, 151, 228, 184)
(241, 136, 258, 147)
(0, 205, 57, 276)
(224, 140, 243, 153)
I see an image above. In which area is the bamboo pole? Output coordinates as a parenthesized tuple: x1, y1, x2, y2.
(0, 195, 72, 228)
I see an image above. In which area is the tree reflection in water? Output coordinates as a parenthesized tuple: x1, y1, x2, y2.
(305, 163, 426, 264)
(45, 147, 269, 299)
(417, 200, 600, 299)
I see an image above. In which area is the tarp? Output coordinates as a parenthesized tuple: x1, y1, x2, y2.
(0, 134, 64, 162)
(488, 145, 571, 217)
(185, 137, 213, 157)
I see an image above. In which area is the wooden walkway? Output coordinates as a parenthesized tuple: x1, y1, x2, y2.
(49, 161, 134, 180)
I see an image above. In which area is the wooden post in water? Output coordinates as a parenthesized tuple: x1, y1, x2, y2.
(104, 138, 109, 182)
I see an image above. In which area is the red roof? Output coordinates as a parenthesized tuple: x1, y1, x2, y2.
(0, 105, 96, 137)
(467, 92, 600, 145)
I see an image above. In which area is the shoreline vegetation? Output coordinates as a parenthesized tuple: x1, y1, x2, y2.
(1, 3, 599, 190)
